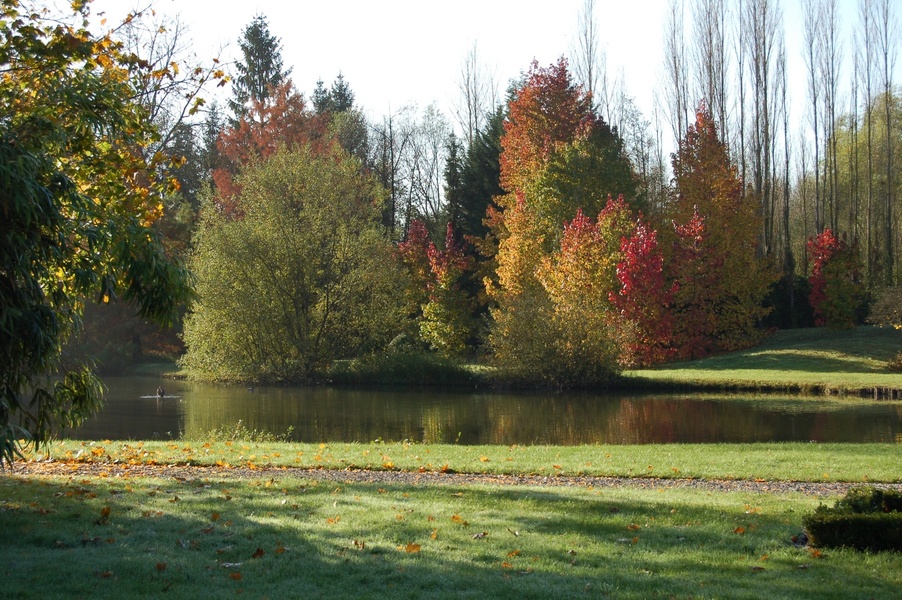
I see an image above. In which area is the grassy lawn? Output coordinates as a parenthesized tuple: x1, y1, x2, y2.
(30, 440, 902, 483)
(3, 467, 901, 599)
(625, 326, 902, 393)
(5, 326, 901, 598)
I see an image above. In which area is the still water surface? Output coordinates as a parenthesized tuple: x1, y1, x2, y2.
(68, 376, 902, 445)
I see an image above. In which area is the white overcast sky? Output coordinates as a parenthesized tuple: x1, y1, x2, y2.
(89, 0, 880, 148)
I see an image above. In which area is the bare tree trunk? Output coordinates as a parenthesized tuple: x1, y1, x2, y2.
(692, 0, 729, 139)
(850, 54, 860, 240)
(798, 129, 812, 276)
(779, 42, 796, 325)
(735, 0, 748, 187)
(803, 0, 823, 234)
(571, 0, 609, 117)
(859, 0, 876, 282)
(877, 0, 897, 285)
(663, 0, 691, 148)
(743, 0, 780, 256)
(454, 43, 496, 146)
(818, 0, 841, 234)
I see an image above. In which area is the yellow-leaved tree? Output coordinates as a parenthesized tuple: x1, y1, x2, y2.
(0, 0, 194, 463)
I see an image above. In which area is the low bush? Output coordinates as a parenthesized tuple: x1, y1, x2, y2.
(804, 486, 902, 552)
(328, 350, 482, 387)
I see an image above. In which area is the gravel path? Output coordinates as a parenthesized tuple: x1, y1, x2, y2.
(11, 459, 902, 498)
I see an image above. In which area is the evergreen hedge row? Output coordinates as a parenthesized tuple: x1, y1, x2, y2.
(803, 487, 902, 552)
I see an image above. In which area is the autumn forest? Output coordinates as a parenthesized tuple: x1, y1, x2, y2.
(52, 0, 902, 388)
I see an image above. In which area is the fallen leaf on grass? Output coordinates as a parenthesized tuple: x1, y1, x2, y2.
(507, 549, 521, 558)
(733, 526, 747, 535)
(229, 572, 242, 581)
(451, 514, 469, 527)
(95, 571, 113, 579)
(403, 543, 421, 553)
(472, 532, 489, 539)
(275, 543, 286, 555)
(156, 562, 167, 572)
(751, 566, 767, 572)
(251, 547, 265, 559)
(627, 524, 640, 531)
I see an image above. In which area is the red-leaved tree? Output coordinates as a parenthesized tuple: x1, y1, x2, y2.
(807, 229, 865, 328)
(611, 217, 676, 367)
(397, 220, 475, 355)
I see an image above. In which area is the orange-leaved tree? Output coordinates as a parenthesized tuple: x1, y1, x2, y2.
(665, 106, 776, 358)
(213, 80, 331, 213)
(534, 198, 636, 385)
(487, 59, 637, 385)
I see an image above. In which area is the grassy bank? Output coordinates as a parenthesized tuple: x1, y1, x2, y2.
(3, 464, 901, 599)
(325, 326, 902, 394)
(173, 326, 902, 395)
(624, 326, 902, 395)
(30, 440, 902, 482)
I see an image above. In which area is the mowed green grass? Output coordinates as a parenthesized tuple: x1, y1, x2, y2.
(625, 326, 902, 393)
(31, 439, 902, 482)
(3, 470, 902, 600)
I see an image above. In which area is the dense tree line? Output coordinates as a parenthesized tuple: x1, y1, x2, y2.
(173, 4, 899, 384)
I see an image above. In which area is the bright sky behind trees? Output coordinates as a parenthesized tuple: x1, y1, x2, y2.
(91, 0, 884, 152)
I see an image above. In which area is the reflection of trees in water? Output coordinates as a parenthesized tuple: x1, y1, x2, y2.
(172, 383, 902, 445)
(608, 399, 771, 444)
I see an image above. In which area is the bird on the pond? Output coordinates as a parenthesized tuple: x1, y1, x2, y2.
(157, 386, 165, 399)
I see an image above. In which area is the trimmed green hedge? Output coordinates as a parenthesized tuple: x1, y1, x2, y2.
(803, 487, 902, 552)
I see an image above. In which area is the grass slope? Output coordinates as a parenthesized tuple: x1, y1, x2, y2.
(625, 326, 902, 394)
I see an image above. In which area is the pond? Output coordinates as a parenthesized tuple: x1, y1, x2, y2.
(66, 375, 902, 445)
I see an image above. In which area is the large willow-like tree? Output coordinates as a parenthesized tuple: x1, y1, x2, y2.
(181, 146, 407, 383)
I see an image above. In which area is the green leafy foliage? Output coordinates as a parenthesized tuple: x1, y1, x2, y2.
(0, 0, 193, 464)
(181, 146, 406, 382)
